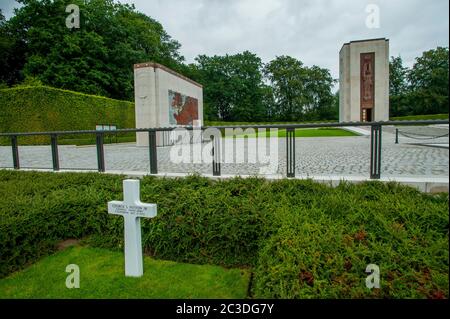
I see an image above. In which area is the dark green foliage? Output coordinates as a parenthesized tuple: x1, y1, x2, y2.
(0, 86, 134, 144)
(253, 182, 449, 298)
(190, 51, 267, 122)
(90, 175, 275, 267)
(389, 48, 449, 117)
(1, 2, 448, 121)
(0, 171, 121, 277)
(0, 170, 448, 298)
(1, 0, 184, 100)
(264, 56, 336, 122)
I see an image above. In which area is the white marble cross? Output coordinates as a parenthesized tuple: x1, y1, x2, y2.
(108, 179, 157, 277)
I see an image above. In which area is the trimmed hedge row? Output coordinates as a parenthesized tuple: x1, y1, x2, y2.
(252, 182, 449, 298)
(0, 172, 121, 276)
(0, 170, 448, 298)
(0, 86, 135, 144)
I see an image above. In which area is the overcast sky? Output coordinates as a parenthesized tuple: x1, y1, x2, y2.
(1, 0, 449, 81)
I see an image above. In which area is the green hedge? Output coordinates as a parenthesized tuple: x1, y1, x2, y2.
(0, 86, 135, 144)
(252, 182, 449, 298)
(0, 170, 448, 298)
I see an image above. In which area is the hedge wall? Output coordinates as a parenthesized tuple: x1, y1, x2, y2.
(0, 170, 448, 298)
(0, 86, 135, 144)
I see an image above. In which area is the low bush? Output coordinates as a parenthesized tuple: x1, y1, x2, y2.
(252, 182, 449, 298)
(0, 171, 121, 276)
(90, 175, 276, 267)
(0, 170, 448, 298)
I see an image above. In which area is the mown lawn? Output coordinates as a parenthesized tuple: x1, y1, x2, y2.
(0, 246, 250, 299)
(206, 114, 448, 126)
(230, 128, 358, 138)
(58, 135, 136, 146)
(390, 114, 448, 121)
(205, 119, 336, 126)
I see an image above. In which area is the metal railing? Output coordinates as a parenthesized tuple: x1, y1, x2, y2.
(1, 119, 448, 179)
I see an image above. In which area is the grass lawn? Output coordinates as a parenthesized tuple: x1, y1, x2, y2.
(390, 114, 449, 121)
(229, 128, 359, 138)
(207, 114, 448, 126)
(59, 135, 136, 146)
(0, 246, 250, 299)
(205, 119, 336, 126)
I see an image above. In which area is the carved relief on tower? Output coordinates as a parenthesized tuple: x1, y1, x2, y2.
(360, 53, 375, 109)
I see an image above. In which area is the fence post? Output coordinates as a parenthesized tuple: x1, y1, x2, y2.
(370, 125, 382, 179)
(51, 134, 60, 171)
(286, 127, 295, 178)
(11, 135, 19, 169)
(148, 130, 158, 174)
(212, 135, 221, 176)
(395, 128, 399, 144)
(96, 132, 105, 172)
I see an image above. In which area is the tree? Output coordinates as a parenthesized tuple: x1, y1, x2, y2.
(303, 65, 336, 120)
(264, 56, 335, 121)
(390, 56, 408, 96)
(193, 51, 265, 121)
(407, 47, 449, 115)
(264, 56, 305, 120)
(0, 8, 26, 86)
(0, 9, 7, 84)
(389, 56, 409, 116)
(2, 0, 184, 100)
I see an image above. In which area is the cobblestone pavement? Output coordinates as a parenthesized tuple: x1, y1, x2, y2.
(0, 128, 448, 178)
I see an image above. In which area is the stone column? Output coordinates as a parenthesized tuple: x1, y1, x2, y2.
(134, 63, 158, 147)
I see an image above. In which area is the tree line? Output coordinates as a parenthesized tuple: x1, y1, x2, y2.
(1, 0, 448, 122)
(389, 48, 449, 117)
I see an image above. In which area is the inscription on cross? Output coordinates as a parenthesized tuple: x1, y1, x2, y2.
(108, 179, 157, 277)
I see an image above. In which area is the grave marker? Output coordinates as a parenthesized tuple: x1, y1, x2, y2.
(108, 179, 157, 277)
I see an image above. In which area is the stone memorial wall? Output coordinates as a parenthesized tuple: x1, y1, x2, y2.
(134, 62, 204, 146)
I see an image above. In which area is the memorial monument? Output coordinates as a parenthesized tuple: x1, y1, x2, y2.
(339, 38, 389, 123)
(134, 62, 204, 146)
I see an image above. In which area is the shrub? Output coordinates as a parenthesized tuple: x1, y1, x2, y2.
(252, 182, 449, 298)
(90, 175, 276, 267)
(0, 170, 448, 298)
(0, 86, 135, 144)
(0, 171, 121, 277)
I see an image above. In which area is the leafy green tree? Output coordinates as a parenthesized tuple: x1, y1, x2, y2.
(261, 84, 276, 120)
(304, 65, 336, 120)
(264, 56, 305, 120)
(331, 90, 339, 121)
(2, 0, 184, 100)
(0, 9, 7, 84)
(0, 8, 25, 86)
(14, 75, 43, 88)
(264, 56, 335, 121)
(389, 56, 409, 116)
(407, 47, 449, 115)
(390, 56, 408, 96)
(193, 51, 265, 121)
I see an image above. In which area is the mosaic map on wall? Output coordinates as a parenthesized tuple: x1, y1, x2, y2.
(168, 90, 199, 125)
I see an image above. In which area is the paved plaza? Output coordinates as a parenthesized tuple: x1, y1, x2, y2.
(0, 126, 448, 179)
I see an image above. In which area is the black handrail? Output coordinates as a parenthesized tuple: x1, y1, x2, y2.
(0, 120, 448, 179)
(0, 120, 448, 136)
